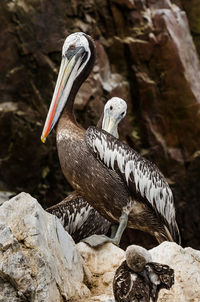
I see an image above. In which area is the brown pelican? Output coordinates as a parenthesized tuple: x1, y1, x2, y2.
(47, 97, 127, 243)
(41, 32, 180, 247)
(113, 245, 174, 302)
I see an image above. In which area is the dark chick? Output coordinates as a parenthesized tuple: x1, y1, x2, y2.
(113, 245, 174, 302)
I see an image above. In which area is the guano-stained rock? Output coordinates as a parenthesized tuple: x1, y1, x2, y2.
(0, 193, 200, 301)
(0, 0, 200, 252)
(150, 242, 200, 302)
(77, 242, 200, 302)
(0, 192, 90, 302)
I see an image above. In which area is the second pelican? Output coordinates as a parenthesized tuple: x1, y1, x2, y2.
(41, 32, 180, 246)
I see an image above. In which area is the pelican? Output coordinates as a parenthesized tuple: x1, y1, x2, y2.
(47, 97, 127, 243)
(41, 32, 180, 247)
(113, 245, 174, 302)
(47, 192, 111, 243)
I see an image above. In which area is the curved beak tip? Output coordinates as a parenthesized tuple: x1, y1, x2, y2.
(41, 136, 46, 144)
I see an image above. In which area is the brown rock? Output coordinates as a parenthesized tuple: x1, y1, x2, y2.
(0, 0, 200, 249)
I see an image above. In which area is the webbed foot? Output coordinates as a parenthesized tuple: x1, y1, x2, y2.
(82, 234, 118, 247)
(82, 212, 128, 248)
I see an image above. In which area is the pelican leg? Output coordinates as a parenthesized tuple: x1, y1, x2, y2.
(82, 212, 128, 248)
(110, 224, 118, 238)
(112, 212, 128, 245)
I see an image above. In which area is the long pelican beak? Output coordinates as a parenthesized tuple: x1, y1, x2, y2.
(102, 115, 119, 138)
(41, 47, 86, 143)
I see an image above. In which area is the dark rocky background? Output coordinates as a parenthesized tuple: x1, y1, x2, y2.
(0, 0, 200, 249)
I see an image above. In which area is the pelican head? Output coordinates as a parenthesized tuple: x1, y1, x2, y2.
(41, 32, 95, 143)
(126, 245, 152, 273)
(102, 97, 127, 138)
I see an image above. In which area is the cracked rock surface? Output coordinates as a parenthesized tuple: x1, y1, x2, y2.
(0, 192, 90, 302)
(77, 241, 200, 302)
(0, 193, 200, 301)
(0, 0, 200, 249)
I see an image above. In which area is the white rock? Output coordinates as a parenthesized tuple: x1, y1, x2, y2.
(0, 192, 90, 302)
(77, 241, 200, 302)
(1, 193, 199, 302)
(89, 294, 115, 302)
(77, 242, 125, 275)
(77, 242, 125, 301)
(150, 242, 200, 302)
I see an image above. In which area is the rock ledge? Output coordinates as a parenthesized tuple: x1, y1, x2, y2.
(0, 193, 200, 302)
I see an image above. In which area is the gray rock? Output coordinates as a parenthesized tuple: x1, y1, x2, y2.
(0, 192, 90, 302)
(0, 278, 22, 302)
(0, 193, 200, 302)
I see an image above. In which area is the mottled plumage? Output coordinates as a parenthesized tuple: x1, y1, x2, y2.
(86, 127, 179, 243)
(47, 192, 110, 243)
(114, 260, 151, 302)
(47, 97, 127, 242)
(145, 262, 174, 301)
(41, 32, 180, 246)
(113, 245, 174, 302)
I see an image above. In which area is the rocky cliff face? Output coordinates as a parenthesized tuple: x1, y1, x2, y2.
(0, 0, 200, 248)
(0, 193, 200, 302)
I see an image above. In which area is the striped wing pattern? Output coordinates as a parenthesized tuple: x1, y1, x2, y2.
(47, 195, 110, 243)
(86, 127, 176, 228)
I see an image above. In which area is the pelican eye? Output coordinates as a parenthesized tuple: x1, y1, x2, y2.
(69, 44, 76, 50)
(110, 106, 113, 110)
(121, 111, 125, 116)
